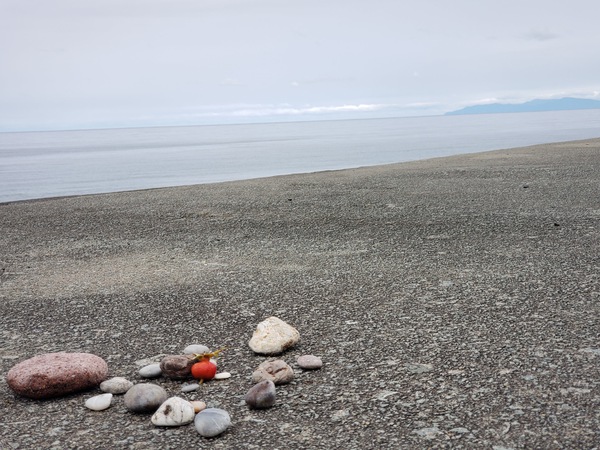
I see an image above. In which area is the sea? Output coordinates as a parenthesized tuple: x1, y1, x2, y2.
(1, 109, 600, 203)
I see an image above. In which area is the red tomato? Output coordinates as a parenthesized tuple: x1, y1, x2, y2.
(191, 360, 217, 380)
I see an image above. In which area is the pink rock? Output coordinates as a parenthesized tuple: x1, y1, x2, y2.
(7, 352, 108, 399)
(252, 359, 294, 385)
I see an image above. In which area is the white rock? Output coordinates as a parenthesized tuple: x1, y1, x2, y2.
(183, 344, 210, 355)
(214, 372, 231, 380)
(248, 316, 300, 355)
(85, 393, 113, 411)
(100, 377, 133, 394)
(139, 363, 162, 378)
(151, 397, 196, 427)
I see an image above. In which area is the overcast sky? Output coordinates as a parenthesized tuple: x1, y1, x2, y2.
(1, 0, 599, 131)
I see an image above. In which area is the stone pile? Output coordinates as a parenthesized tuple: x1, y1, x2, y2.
(6, 316, 322, 440)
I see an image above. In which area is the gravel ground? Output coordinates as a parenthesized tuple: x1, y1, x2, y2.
(1, 138, 599, 449)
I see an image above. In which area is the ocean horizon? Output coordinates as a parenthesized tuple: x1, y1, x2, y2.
(1, 109, 600, 203)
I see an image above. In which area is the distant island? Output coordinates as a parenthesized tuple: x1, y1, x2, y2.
(445, 97, 600, 115)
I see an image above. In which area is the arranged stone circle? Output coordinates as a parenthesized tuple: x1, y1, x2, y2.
(7, 316, 322, 440)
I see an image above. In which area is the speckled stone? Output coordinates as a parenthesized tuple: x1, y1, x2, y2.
(194, 408, 231, 437)
(7, 352, 108, 399)
(151, 397, 195, 426)
(244, 380, 276, 409)
(124, 383, 168, 413)
(252, 359, 294, 385)
(248, 316, 300, 355)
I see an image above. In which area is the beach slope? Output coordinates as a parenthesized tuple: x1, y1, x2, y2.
(1, 139, 599, 448)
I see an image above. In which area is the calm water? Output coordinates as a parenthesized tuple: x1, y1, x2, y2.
(1, 110, 600, 203)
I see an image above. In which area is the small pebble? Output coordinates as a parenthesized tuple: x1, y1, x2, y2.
(124, 383, 168, 413)
(181, 383, 200, 393)
(245, 380, 276, 409)
(100, 377, 133, 394)
(85, 393, 113, 411)
(214, 372, 231, 380)
(191, 400, 207, 413)
(194, 408, 231, 437)
(151, 397, 195, 426)
(297, 355, 323, 370)
(183, 344, 210, 355)
(139, 363, 162, 378)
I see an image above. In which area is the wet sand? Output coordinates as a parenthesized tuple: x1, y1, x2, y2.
(1, 138, 599, 448)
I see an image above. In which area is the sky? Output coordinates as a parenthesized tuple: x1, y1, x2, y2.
(1, 0, 599, 132)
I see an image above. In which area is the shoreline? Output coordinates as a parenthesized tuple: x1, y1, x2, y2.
(1, 138, 599, 448)
(3, 136, 600, 206)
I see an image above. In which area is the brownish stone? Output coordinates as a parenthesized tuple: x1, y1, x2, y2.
(7, 352, 108, 399)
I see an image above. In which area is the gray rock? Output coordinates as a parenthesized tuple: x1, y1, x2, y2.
(100, 377, 133, 394)
(248, 316, 300, 355)
(181, 383, 199, 393)
(183, 344, 211, 355)
(297, 355, 323, 370)
(6, 352, 108, 399)
(124, 383, 168, 413)
(244, 380, 276, 409)
(194, 408, 231, 437)
(252, 359, 294, 385)
(139, 363, 162, 378)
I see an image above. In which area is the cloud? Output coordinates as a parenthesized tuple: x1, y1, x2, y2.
(220, 78, 245, 86)
(522, 29, 560, 41)
(227, 104, 386, 117)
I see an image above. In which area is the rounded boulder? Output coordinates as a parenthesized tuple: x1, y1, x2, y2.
(7, 352, 108, 399)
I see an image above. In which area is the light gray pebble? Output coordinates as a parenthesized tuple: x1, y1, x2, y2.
(297, 355, 323, 370)
(139, 363, 162, 378)
(194, 408, 231, 437)
(183, 344, 210, 355)
(124, 383, 168, 413)
(85, 393, 113, 411)
(181, 383, 200, 393)
(100, 377, 133, 394)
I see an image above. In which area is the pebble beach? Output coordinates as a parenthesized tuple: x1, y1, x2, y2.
(1, 138, 599, 448)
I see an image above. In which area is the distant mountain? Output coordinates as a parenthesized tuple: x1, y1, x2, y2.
(445, 97, 600, 115)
